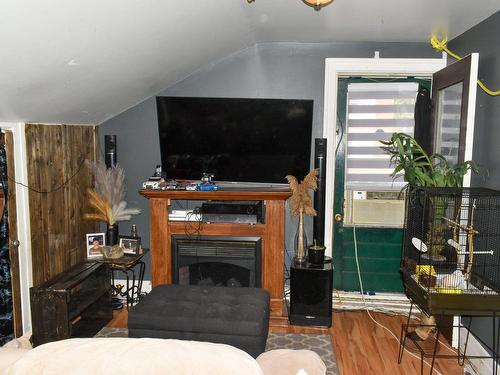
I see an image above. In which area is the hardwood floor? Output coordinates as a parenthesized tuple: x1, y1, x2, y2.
(108, 309, 464, 374)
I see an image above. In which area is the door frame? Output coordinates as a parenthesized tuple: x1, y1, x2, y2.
(321, 57, 447, 256)
(0, 122, 32, 333)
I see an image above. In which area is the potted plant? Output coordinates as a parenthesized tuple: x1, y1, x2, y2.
(286, 169, 318, 263)
(84, 161, 141, 246)
(380, 132, 479, 261)
(381, 133, 482, 341)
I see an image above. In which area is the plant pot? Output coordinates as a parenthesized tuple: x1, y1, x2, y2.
(308, 244, 326, 265)
(106, 224, 119, 246)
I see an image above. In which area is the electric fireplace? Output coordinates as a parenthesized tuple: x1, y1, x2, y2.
(172, 235, 262, 288)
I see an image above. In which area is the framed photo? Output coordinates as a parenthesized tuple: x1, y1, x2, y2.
(119, 236, 141, 255)
(86, 233, 105, 259)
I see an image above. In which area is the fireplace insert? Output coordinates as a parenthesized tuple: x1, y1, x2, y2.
(172, 235, 261, 288)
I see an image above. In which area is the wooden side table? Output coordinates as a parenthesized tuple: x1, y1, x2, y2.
(100, 249, 149, 309)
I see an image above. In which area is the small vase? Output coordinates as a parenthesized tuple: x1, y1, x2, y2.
(106, 223, 119, 246)
(294, 213, 308, 264)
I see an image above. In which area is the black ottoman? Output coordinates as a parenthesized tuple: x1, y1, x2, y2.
(128, 284, 270, 357)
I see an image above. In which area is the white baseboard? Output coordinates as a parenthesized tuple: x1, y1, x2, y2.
(141, 280, 152, 293)
(332, 291, 415, 316)
(460, 326, 499, 374)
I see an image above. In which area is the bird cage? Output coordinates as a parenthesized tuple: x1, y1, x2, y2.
(401, 187, 500, 315)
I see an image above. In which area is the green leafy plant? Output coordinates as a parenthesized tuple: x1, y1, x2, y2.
(381, 133, 482, 260)
(380, 132, 478, 188)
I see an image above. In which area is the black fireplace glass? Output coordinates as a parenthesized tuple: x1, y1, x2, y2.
(179, 262, 250, 287)
(172, 235, 262, 288)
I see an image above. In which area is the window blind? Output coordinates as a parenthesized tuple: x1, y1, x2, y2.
(346, 82, 419, 191)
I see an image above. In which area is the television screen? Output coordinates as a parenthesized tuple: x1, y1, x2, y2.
(156, 96, 313, 184)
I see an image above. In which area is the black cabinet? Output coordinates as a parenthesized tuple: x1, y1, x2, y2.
(30, 262, 112, 347)
(289, 261, 333, 327)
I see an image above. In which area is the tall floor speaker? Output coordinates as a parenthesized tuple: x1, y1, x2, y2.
(313, 138, 327, 245)
(289, 261, 333, 327)
(104, 135, 117, 169)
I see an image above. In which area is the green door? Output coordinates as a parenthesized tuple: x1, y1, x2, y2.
(332, 78, 430, 292)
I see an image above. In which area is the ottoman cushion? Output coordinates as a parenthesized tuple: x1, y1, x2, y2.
(257, 349, 327, 375)
(128, 285, 270, 357)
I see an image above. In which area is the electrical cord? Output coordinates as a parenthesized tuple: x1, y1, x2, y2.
(352, 225, 455, 375)
(6, 133, 95, 194)
(283, 247, 293, 298)
(184, 208, 203, 241)
(335, 111, 344, 157)
(431, 35, 500, 97)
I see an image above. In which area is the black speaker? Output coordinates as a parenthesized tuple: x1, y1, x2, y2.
(313, 138, 327, 246)
(104, 135, 117, 169)
(289, 261, 333, 327)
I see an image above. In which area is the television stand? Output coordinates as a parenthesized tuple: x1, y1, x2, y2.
(140, 188, 291, 321)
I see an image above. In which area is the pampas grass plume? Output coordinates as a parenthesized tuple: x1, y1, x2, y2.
(84, 161, 141, 225)
(286, 168, 319, 217)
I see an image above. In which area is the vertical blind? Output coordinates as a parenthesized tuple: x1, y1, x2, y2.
(345, 82, 419, 191)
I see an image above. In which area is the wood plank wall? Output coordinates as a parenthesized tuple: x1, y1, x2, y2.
(25, 124, 99, 286)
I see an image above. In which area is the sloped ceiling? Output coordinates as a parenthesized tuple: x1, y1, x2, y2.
(0, 0, 498, 124)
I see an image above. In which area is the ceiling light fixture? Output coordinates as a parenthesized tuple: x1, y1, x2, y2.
(302, 0, 335, 11)
(246, 0, 335, 11)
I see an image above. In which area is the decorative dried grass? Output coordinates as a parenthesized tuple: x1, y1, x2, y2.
(286, 168, 319, 217)
(84, 161, 141, 225)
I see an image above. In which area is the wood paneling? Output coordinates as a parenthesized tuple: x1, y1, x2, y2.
(25, 124, 98, 286)
(140, 189, 291, 317)
(5, 131, 23, 336)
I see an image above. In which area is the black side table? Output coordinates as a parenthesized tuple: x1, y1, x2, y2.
(100, 249, 148, 309)
(289, 259, 333, 327)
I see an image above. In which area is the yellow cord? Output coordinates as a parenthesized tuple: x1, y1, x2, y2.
(334, 289, 343, 306)
(430, 35, 500, 96)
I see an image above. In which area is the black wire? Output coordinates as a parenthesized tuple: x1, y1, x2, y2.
(335, 110, 345, 156)
(184, 207, 203, 241)
(7, 134, 94, 194)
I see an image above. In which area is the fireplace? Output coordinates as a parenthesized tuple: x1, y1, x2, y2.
(172, 235, 262, 288)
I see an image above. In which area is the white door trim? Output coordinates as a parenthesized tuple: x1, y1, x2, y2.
(321, 57, 447, 256)
(462, 53, 479, 188)
(1, 122, 33, 333)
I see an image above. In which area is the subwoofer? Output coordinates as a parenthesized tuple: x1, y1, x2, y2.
(313, 138, 327, 245)
(104, 135, 117, 169)
(289, 261, 333, 327)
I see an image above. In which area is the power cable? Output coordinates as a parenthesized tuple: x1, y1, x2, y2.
(335, 111, 344, 156)
(6, 134, 95, 194)
(353, 225, 460, 375)
(431, 35, 500, 96)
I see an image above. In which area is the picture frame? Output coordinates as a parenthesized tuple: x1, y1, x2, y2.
(86, 233, 106, 259)
(119, 236, 141, 255)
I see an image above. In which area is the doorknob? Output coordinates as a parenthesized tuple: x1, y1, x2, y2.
(334, 214, 343, 222)
(11, 240, 20, 247)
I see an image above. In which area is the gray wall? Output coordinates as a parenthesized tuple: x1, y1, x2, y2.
(99, 41, 436, 278)
(449, 11, 500, 357)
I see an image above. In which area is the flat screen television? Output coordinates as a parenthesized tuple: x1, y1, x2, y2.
(156, 96, 313, 185)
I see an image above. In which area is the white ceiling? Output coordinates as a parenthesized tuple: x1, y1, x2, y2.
(0, 0, 498, 125)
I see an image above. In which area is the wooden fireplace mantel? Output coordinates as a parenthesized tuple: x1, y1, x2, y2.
(139, 188, 291, 318)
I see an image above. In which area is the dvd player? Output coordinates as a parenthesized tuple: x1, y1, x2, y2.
(201, 201, 264, 224)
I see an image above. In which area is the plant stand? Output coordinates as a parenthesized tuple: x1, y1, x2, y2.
(100, 249, 148, 309)
(398, 302, 500, 375)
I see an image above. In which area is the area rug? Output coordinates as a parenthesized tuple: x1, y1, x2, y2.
(96, 328, 339, 375)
